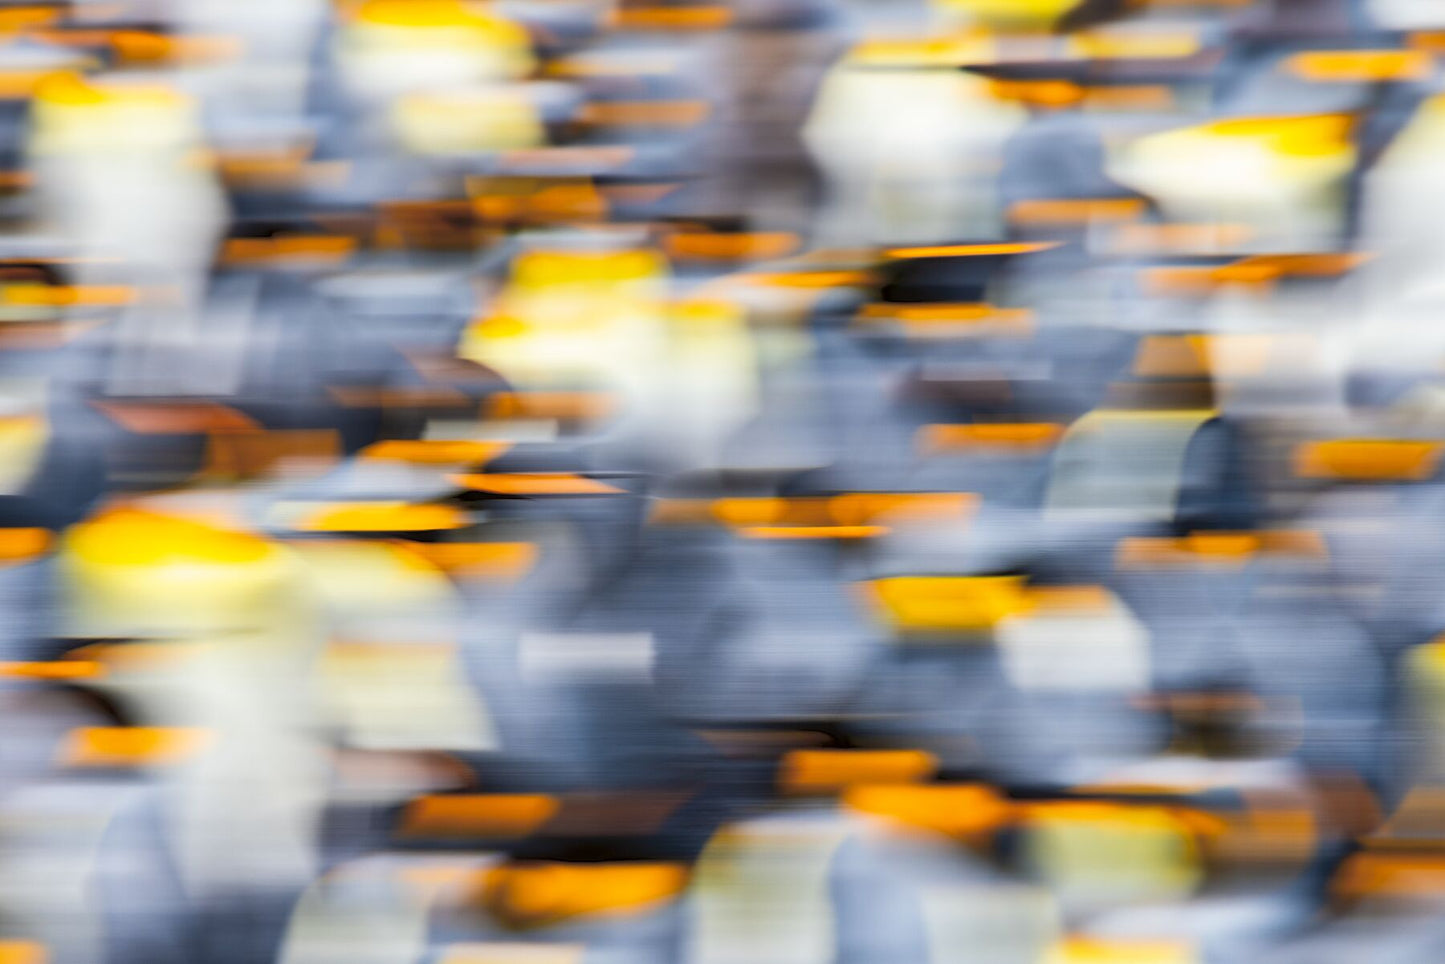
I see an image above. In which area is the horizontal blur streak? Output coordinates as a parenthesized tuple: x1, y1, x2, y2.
(2, 1, 1445, 964)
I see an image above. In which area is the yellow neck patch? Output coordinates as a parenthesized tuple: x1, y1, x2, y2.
(68, 508, 272, 567)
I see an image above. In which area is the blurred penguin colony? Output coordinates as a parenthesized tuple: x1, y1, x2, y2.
(16, 0, 1445, 962)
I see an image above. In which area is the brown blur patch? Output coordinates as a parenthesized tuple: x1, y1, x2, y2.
(611, 5, 732, 30)
(598, 183, 681, 206)
(1026, 585, 1115, 612)
(1132, 691, 1266, 714)
(541, 790, 692, 836)
(403, 349, 503, 386)
(581, 100, 710, 127)
(1083, 86, 1175, 111)
(1102, 379, 1216, 410)
(92, 401, 259, 435)
(1202, 791, 1317, 865)
(109, 31, 242, 65)
(1117, 530, 1328, 568)
(467, 180, 609, 226)
(646, 499, 715, 525)
(329, 386, 471, 408)
(1305, 771, 1382, 839)
(377, 200, 493, 251)
(484, 392, 617, 421)
(0, 320, 107, 349)
(217, 152, 348, 193)
(1362, 786, 1445, 847)
(1133, 335, 1211, 377)
(502, 146, 636, 169)
(665, 231, 799, 262)
(332, 749, 476, 792)
(1009, 198, 1147, 225)
(219, 235, 356, 267)
(1144, 254, 1369, 296)
(1333, 852, 1445, 900)
(201, 429, 341, 480)
(66, 641, 205, 672)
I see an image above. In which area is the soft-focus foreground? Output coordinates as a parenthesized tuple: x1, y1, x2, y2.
(6, 0, 1445, 963)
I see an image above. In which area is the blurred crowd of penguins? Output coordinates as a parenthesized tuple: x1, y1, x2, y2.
(7, 0, 1445, 963)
